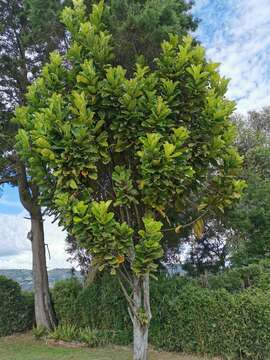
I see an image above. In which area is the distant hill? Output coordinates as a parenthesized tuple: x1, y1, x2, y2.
(0, 268, 82, 291)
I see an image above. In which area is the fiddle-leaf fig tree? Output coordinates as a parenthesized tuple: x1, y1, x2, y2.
(15, 1, 245, 359)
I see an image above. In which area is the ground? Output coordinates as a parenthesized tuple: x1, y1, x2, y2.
(0, 333, 214, 360)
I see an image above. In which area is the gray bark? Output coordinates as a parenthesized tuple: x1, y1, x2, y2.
(31, 210, 56, 329)
(15, 159, 56, 330)
(132, 275, 151, 360)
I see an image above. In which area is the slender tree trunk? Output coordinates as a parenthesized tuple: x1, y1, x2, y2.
(133, 314, 149, 360)
(31, 208, 57, 329)
(133, 275, 151, 360)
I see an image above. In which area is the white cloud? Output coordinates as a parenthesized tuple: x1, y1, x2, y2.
(192, 0, 210, 12)
(194, 0, 270, 113)
(0, 211, 71, 270)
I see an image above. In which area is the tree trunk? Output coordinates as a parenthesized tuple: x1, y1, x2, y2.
(31, 208, 57, 329)
(15, 160, 56, 330)
(132, 275, 151, 360)
(133, 316, 149, 360)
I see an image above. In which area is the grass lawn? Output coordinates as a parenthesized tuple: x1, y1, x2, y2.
(0, 333, 214, 360)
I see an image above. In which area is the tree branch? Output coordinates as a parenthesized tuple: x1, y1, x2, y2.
(0, 176, 17, 185)
(15, 160, 35, 214)
(162, 210, 209, 233)
(143, 273, 152, 321)
(117, 273, 136, 312)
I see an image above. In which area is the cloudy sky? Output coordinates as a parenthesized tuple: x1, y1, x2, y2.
(1, 0, 270, 269)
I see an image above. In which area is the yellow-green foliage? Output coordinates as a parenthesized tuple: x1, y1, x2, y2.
(15, 1, 244, 281)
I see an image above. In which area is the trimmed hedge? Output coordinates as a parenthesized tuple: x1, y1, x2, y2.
(52, 277, 83, 325)
(53, 270, 270, 359)
(151, 282, 270, 359)
(199, 262, 270, 292)
(52, 274, 131, 344)
(0, 275, 34, 336)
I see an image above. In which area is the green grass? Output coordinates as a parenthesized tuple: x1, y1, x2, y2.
(0, 333, 212, 360)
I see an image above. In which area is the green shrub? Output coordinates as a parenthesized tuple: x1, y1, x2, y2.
(52, 277, 82, 325)
(49, 324, 79, 342)
(48, 324, 123, 347)
(150, 282, 270, 359)
(150, 284, 234, 355)
(77, 327, 119, 347)
(53, 272, 270, 359)
(74, 274, 131, 344)
(200, 263, 270, 292)
(232, 289, 270, 359)
(0, 276, 34, 336)
(32, 325, 49, 339)
(78, 327, 99, 347)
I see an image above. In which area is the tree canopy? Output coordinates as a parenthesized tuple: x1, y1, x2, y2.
(228, 109, 270, 266)
(183, 108, 270, 273)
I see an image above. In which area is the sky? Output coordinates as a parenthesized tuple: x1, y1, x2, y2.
(1, 0, 270, 269)
(192, 0, 270, 113)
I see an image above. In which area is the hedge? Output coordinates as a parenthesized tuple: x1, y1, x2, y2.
(0, 275, 34, 336)
(52, 277, 83, 325)
(151, 283, 270, 359)
(198, 262, 270, 292)
(52, 274, 131, 344)
(53, 271, 270, 359)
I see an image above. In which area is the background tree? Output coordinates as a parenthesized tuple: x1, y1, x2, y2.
(182, 219, 231, 276)
(0, 0, 70, 329)
(228, 109, 270, 266)
(182, 108, 270, 274)
(104, 0, 197, 74)
(15, 2, 244, 359)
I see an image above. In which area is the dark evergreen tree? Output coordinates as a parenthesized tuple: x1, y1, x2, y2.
(0, 0, 70, 329)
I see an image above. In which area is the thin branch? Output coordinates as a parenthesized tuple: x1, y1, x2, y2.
(134, 204, 141, 229)
(125, 206, 131, 227)
(119, 206, 125, 223)
(127, 306, 134, 325)
(117, 274, 136, 312)
(118, 267, 133, 289)
(162, 210, 208, 233)
(0, 176, 16, 185)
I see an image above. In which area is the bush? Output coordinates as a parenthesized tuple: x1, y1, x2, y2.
(49, 324, 79, 342)
(53, 273, 132, 345)
(198, 262, 270, 292)
(48, 324, 123, 347)
(32, 325, 49, 339)
(151, 284, 270, 359)
(52, 277, 82, 325)
(53, 272, 270, 359)
(76, 274, 130, 333)
(0, 276, 34, 336)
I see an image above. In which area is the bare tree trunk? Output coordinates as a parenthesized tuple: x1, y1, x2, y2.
(15, 160, 56, 330)
(31, 208, 57, 329)
(133, 275, 151, 360)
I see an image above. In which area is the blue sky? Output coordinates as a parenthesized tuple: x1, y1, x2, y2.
(1, 0, 270, 268)
(0, 185, 23, 215)
(193, 0, 270, 112)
